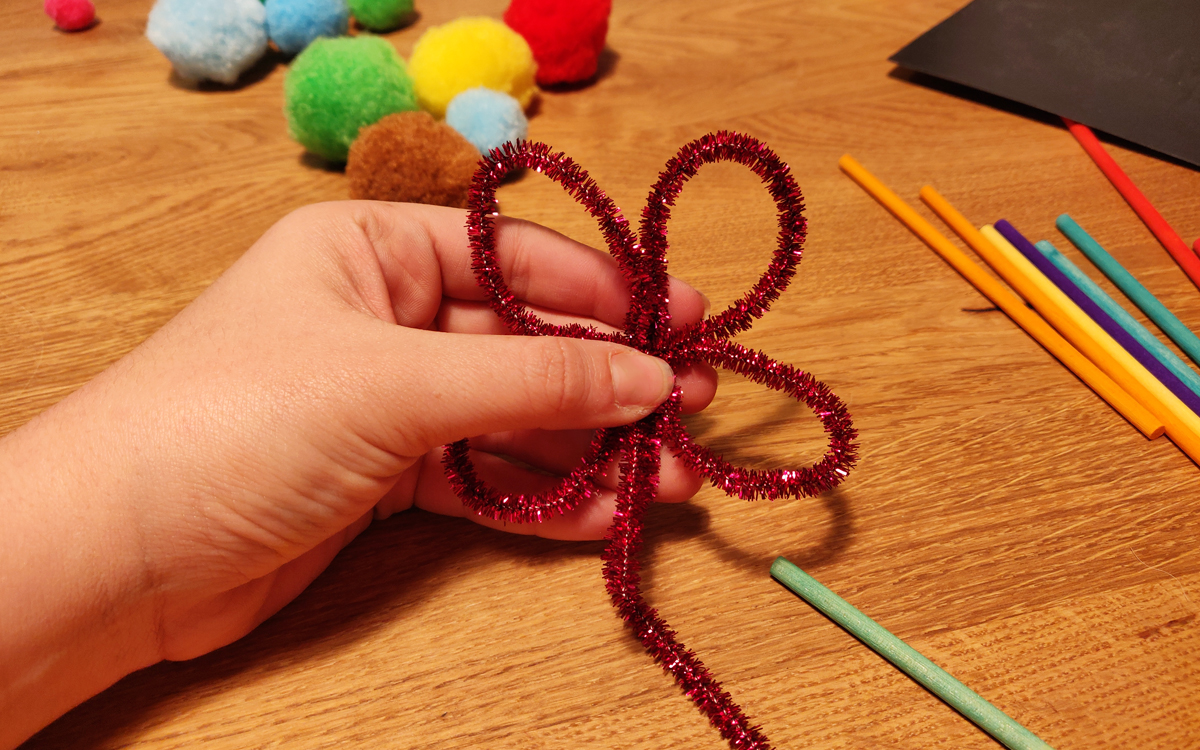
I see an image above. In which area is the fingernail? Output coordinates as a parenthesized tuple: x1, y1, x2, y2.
(700, 292, 712, 319)
(611, 351, 674, 409)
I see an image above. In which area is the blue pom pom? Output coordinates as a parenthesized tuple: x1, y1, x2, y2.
(265, 0, 349, 56)
(444, 87, 528, 156)
(146, 0, 268, 85)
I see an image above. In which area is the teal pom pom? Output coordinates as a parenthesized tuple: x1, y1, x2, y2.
(265, 0, 349, 56)
(284, 35, 418, 162)
(444, 87, 528, 156)
(146, 0, 268, 85)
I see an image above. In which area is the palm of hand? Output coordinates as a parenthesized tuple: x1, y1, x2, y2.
(109, 202, 715, 661)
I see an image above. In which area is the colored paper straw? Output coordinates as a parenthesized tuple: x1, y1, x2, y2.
(995, 220, 1200, 419)
(1058, 214, 1200, 367)
(1062, 118, 1200, 290)
(837, 155, 1160, 438)
(911, 184, 1163, 440)
(1035, 238, 1200, 404)
(980, 222, 1185, 436)
(979, 224, 1200, 464)
(770, 557, 1056, 750)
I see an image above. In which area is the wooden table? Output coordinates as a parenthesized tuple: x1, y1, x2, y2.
(6, 1, 1199, 747)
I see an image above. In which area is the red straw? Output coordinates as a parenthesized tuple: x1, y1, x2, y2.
(1062, 117, 1200, 290)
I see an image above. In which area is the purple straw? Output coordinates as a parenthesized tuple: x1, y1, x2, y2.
(995, 219, 1200, 418)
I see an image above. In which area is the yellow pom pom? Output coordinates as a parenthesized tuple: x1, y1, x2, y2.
(408, 16, 537, 118)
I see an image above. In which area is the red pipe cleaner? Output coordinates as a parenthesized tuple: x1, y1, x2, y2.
(443, 131, 859, 749)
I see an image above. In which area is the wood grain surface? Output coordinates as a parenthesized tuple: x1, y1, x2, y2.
(5, 1, 1199, 748)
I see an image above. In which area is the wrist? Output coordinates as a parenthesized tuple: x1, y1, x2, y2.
(0, 385, 162, 748)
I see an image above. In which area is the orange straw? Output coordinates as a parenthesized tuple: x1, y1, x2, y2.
(837, 155, 1161, 439)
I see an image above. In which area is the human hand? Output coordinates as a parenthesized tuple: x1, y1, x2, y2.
(0, 201, 716, 747)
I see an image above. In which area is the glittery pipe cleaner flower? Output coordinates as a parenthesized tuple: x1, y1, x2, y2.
(443, 131, 859, 750)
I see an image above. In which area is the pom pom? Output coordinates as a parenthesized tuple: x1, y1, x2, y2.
(284, 35, 417, 162)
(346, 112, 481, 208)
(265, 0, 350, 56)
(146, 0, 268, 85)
(348, 0, 414, 32)
(445, 87, 528, 155)
(408, 17, 536, 118)
(503, 0, 611, 85)
(44, 0, 95, 31)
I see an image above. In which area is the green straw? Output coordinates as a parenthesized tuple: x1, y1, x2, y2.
(770, 557, 1055, 750)
(1035, 238, 1200, 403)
(1057, 214, 1200, 367)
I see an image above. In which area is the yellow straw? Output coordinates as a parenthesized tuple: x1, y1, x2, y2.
(979, 225, 1200, 457)
(837, 155, 1161, 439)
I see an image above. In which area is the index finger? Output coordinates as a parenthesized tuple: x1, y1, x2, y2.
(359, 201, 710, 331)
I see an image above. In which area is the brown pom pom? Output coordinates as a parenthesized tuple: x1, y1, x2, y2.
(347, 111, 481, 208)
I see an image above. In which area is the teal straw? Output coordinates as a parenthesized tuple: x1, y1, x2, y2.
(1057, 214, 1200, 367)
(1035, 239, 1200, 404)
(771, 557, 1055, 750)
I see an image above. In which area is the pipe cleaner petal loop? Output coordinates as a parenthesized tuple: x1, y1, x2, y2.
(642, 132, 807, 351)
(663, 339, 857, 500)
(443, 425, 623, 524)
(440, 131, 859, 750)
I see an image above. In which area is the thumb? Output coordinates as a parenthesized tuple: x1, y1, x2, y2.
(366, 327, 675, 456)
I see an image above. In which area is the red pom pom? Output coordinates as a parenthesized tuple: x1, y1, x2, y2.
(503, 0, 611, 85)
(44, 0, 96, 31)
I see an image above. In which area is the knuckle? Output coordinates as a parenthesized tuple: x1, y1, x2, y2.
(504, 222, 535, 295)
(535, 339, 595, 416)
(279, 201, 339, 234)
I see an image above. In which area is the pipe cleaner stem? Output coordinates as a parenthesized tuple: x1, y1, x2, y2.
(604, 417, 770, 749)
(771, 558, 1055, 750)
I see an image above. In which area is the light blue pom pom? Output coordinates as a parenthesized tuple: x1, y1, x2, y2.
(146, 0, 268, 85)
(444, 87, 528, 156)
(265, 0, 349, 56)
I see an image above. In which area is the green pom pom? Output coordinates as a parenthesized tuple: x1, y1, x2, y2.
(284, 36, 417, 162)
(348, 0, 414, 31)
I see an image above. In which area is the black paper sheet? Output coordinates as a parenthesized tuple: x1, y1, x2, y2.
(890, 0, 1200, 168)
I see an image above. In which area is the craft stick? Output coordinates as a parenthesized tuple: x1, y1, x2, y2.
(1062, 118, 1200, 289)
(1057, 215, 1200, 367)
(836, 155, 1160, 438)
(770, 557, 1056, 750)
(1035, 238, 1200, 404)
(979, 224, 1200, 463)
(994, 219, 1200, 419)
